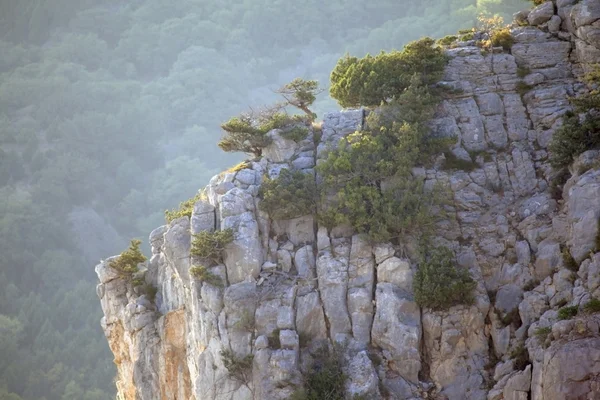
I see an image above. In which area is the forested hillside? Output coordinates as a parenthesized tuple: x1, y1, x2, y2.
(0, 1, 525, 398)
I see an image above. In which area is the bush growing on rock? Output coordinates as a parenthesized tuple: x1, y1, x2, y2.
(191, 229, 234, 265)
(109, 239, 147, 278)
(557, 305, 578, 320)
(477, 14, 512, 51)
(219, 78, 321, 155)
(220, 349, 254, 388)
(329, 37, 446, 108)
(290, 346, 346, 400)
(549, 68, 600, 169)
(276, 78, 322, 121)
(583, 298, 600, 313)
(218, 106, 288, 156)
(189, 265, 224, 288)
(510, 345, 529, 371)
(318, 78, 451, 243)
(259, 169, 318, 220)
(413, 246, 476, 310)
(165, 191, 207, 223)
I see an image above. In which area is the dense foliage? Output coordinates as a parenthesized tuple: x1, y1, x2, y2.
(413, 246, 476, 310)
(0, 0, 525, 398)
(191, 229, 234, 265)
(320, 64, 451, 242)
(259, 169, 318, 220)
(290, 346, 346, 400)
(108, 240, 146, 278)
(329, 38, 447, 108)
(189, 265, 224, 288)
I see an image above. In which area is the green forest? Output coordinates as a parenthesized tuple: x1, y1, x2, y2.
(0, 0, 526, 398)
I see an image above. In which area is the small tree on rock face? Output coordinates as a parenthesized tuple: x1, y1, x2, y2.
(413, 246, 476, 310)
(218, 113, 273, 157)
(109, 239, 147, 278)
(277, 78, 322, 121)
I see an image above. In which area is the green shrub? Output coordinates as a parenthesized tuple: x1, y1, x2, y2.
(165, 191, 206, 223)
(549, 111, 600, 169)
(109, 239, 147, 278)
(413, 246, 476, 310)
(534, 326, 552, 342)
(509, 345, 529, 371)
(189, 265, 224, 288)
(442, 152, 477, 172)
(225, 161, 252, 174)
(491, 27, 514, 50)
(501, 308, 521, 327)
(549, 68, 600, 169)
(317, 81, 451, 242)
(437, 35, 458, 46)
(220, 349, 254, 387)
(557, 305, 578, 320)
(517, 67, 531, 78)
(562, 247, 579, 272)
(329, 37, 447, 108)
(259, 169, 318, 220)
(191, 229, 234, 265)
(290, 346, 346, 400)
(583, 298, 600, 313)
(280, 125, 310, 142)
(461, 32, 475, 41)
(516, 81, 533, 95)
(530, 0, 546, 5)
(268, 328, 281, 349)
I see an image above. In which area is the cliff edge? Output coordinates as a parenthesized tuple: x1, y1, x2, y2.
(96, 1, 600, 399)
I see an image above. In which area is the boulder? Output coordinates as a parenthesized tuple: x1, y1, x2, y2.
(527, 2, 555, 26)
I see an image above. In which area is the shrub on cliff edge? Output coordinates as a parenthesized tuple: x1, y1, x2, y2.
(109, 239, 147, 278)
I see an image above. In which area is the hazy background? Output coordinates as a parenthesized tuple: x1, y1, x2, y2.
(0, 1, 525, 398)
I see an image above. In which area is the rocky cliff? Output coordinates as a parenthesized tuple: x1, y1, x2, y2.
(96, 1, 600, 399)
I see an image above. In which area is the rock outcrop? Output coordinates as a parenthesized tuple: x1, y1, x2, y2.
(96, 3, 600, 399)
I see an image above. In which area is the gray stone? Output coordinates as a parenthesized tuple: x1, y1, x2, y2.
(377, 257, 412, 292)
(295, 292, 327, 343)
(528, 2, 555, 26)
(496, 284, 524, 315)
(519, 290, 548, 328)
(516, 241, 531, 266)
(149, 225, 168, 254)
(503, 365, 531, 400)
(263, 130, 297, 163)
(374, 243, 395, 264)
(477, 92, 504, 116)
(534, 240, 561, 281)
(191, 201, 215, 234)
(548, 15, 562, 33)
(372, 283, 421, 383)
(223, 212, 263, 284)
(345, 351, 380, 398)
(316, 252, 351, 338)
(512, 41, 572, 69)
(567, 170, 600, 262)
(539, 338, 600, 399)
(279, 330, 298, 350)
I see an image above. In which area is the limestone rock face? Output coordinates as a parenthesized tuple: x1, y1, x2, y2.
(96, 13, 600, 400)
